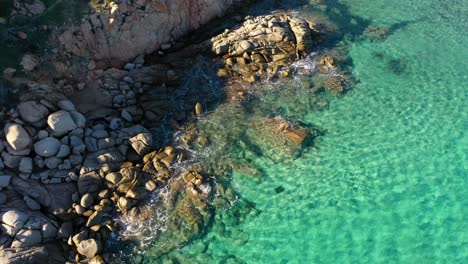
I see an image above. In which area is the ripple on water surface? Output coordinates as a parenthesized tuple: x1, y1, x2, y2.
(140, 0, 468, 263)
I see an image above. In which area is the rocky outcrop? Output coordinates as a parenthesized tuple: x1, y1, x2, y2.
(211, 13, 320, 83)
(59, 0, 246, 64)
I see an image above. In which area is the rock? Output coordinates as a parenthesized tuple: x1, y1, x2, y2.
(0, 193, 7, 204)
(69, 111, 86, 128)
(80, 193, 94, 208)
(109, 118, 123, 130)
(96, 150, 125, 164)
(37, 130, 48, 139)
(86, 210, 103, 227)
(1, 210, 29, 228)
(91, 130, 108, 139)
(69, 154, 83, 166)
(17, 101, 49, 123)
(104, 172, 122, 185)
(246, 117, 313, 160)
(1, 152, 21, 168)
(57, 222, 73, 239)
(88, 60, 96, 70)
(145, 180, 157, 192)
(56, 144, 71, 158)
(34, 137, 61, 157)
(77, 239, 101, 258)
(41, 222, 58, 239)
(129, 133, 153, 155)
(24, 196, 41, 210)
(47, 110, 77, 136)
(98, 138, 115, 150)
(34, 156, 45, 168)
(44, 157, 62, 169)
(0, 175, 12, 188)
(6, 145, 31, 156)
(77, 172, 103, 195)
(121, 110, 132, 122)
(195, 102, 203, 116)
(11, 229, 42, 248)
(23, 217, 42, 230)
(4, 123, 31, 151)
(57, 100, 76, 111)
(21, 54, 39, 71)
(19, 157, 33, 173)
(70, 135, 84, 147)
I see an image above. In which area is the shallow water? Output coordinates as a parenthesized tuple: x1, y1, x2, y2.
(139, 0, 468, 263)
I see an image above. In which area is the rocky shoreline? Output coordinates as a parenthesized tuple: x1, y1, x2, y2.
(0, 1, 353, 263)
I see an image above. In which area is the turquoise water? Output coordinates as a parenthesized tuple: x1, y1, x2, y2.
(140, 0, 468, 263)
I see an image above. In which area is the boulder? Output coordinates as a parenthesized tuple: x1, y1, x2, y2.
(47, 110, 77, 136)
(77, 239, 101, 258)
(17, 101, 49, 123)
(4, 123, 31, 151)
(11, 229, 42, 248)
(129, 132, 153, 155)
(0, 209, 29, 228)
(34, 137, 62, 157)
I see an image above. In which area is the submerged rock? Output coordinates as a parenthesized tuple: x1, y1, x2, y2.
(245, 117, 315, 161)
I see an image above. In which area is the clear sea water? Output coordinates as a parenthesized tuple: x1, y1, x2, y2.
(140, 0, 468, 263)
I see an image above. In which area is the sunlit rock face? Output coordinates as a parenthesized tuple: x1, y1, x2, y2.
(59, 0, 246, 63)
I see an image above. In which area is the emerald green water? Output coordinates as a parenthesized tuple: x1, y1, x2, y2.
(139, 0, 468, 263)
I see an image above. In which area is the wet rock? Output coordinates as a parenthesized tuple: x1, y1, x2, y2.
(17, 101, 49, 123)
(96, 150, 125, 164)
(34, 137, 61, 157)
(47, 110, 77, 136)
(4, 123, 31, 151)
(11, 229, 42, 248)
(77, 238, 101, 258)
